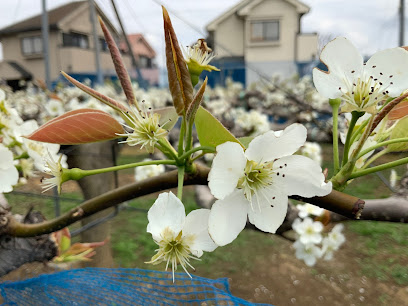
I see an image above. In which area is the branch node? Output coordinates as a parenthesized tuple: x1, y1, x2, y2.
(352, 199, 365, 219)
(72, 208, 84, 218)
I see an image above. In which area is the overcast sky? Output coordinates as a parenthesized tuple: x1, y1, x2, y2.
(0, 0, 404, 67)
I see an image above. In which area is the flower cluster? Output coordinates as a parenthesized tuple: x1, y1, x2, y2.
(292, 210, 346, 266)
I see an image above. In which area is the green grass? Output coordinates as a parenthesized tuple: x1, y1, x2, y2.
(347, 221, 408, 285)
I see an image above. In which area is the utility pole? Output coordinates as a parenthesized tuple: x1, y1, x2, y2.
(89, 0, 103, 85)
(41, 0, 51, 89)
(110, 0, 147, 88)
(400, 0, 405, 46)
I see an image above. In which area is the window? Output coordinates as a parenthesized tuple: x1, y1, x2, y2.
(62, 32, 89, 49)
(139, 56, 152, 68)
(21, 36, 43, 55)
(99, 38, 108, 51)
(250, 20, 279, 42)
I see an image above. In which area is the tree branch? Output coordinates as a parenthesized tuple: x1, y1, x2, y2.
(1, 164, 364, 238)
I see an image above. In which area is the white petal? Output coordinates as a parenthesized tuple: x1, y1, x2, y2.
(208, 142, 246, 200)
(247, 186, 288, 233)
(0, 167, 19, 193)
(245, 124, 307, 162)
(274, 155, 332, 198)
(0, 145, 14, 170)
(208, 190, 248, 246)
(313, 37, 363, 98)
(183, 209, 217, 256)
(146, 192, 185, 241)
(365, 47, 408, 97)
(312, 69, 344, 99)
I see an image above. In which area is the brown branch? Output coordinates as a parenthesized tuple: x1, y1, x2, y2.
(1, 164, 364, 238)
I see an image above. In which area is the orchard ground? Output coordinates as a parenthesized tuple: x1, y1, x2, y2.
(3, 144, 408, 305)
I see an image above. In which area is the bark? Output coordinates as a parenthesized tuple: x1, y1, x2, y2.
(65, 141, 118, 268)
(0, 209, 57, 277)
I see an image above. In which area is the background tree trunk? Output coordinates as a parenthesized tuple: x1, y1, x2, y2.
(66, 141, 119, 268)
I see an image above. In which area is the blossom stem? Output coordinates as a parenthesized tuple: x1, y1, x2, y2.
(185, 120, 194, 153)
(13, 152, 29, 160)
(360, 149, 389, 170)
(179, 146, 216, 161)
(342, 111, 364, 166)
(349, 154, 408, 179)
(177, 166, 185, 200)
(178, 117, 186, 156)
(356, 138, 408, 159)
(349, 117, 369, 145)
(69, 160, 176, 180)
(349, 115, 375, 161)
(329, 98, 341, 174)
(157, 139, 179, 162)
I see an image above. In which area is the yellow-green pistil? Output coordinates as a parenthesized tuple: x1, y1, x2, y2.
(147, 228, 197, 281)
(237, 160, 275, 208)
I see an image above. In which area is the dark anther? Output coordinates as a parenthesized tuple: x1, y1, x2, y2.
(351, 70, 355, 73)
(372, 65, 376, 68)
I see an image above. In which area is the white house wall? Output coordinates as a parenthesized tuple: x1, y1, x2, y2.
(213, 12, 245, 58)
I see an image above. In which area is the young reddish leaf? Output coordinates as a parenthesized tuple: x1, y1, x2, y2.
(195, 106, 243, 148)
(163, 6, 193, 115)
(186, 77, 207, 122)
(26, 109, 125, 145)
(62, 71, 128, 113)
(98, 17, 137, 107)
(388, 99, 408, 120)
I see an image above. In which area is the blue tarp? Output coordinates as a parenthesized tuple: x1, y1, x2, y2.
(0, 268, 272, 306)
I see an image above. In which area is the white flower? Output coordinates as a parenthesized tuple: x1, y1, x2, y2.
(183, 39, 219, 72)
(0, 144, 19, 193)
(207, 124, 332, 246)
(134, 159, 165, 181)
(390, 169, 398, 188)
(146, 192, 217, 281)
(297, 203, 324, 219)
(117, 104, 168, 153)
(292, 217, 323, 245)
(293, 240, 323, 266)
(45, 99, 64, 117)
(321, 223, 346, 260)
(23, 139, 67, 172)
(41, 152, 65, 193)
(313, 37, 408, 113)
(300, 142, 322, 165)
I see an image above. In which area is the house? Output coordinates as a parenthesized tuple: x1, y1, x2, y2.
(119, 34, 159, 86)
(205, 0, 318, 86)
(0, 1, 133, 90)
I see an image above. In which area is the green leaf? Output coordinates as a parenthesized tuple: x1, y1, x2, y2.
(388, 116, 408, 152)
(195, 106, 243, 148)
(237, 136, 254, 148)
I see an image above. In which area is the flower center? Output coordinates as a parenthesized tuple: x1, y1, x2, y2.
(237, 160, 274, 206)
(341, 70, 394, 113)
(119, 104, 168, 153)
(147, 228, 197, 281)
